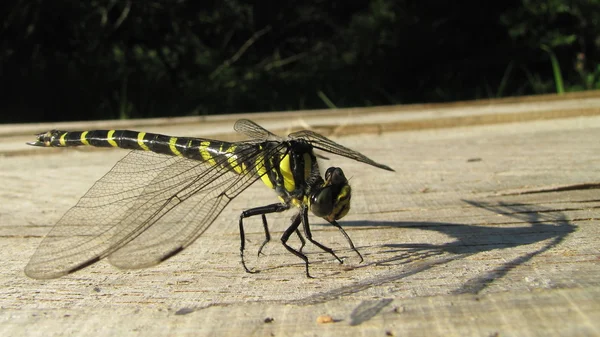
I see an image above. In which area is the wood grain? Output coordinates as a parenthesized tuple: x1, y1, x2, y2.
(1, 91, 599, 336)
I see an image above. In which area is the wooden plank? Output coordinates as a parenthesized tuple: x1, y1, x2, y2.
(1, 92, 599, 336)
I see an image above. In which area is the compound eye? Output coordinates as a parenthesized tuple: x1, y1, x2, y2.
(329, 168, 346, 185)
(324, 167, 347, 185)
(310, 187, 334, 217)
(324, 167, 336, 180)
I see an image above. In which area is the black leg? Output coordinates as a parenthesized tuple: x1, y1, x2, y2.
(296, 229, 306, 253)
(239, 203, 289, 273)
(281, 212, 313, 278)
(258, 218, 306, 256)
(301, 206, 343, 264)
(257, 214, 270, 256)
(329, 220, 364, 263)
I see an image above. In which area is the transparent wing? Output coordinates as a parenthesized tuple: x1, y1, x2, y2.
(25, 144, 277, 279)
(234, 119, 282, 142)
(289, 130, 394, 171)
(108, 145, 269, 269)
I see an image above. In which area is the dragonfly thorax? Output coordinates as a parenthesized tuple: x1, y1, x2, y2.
(263, 140, 320, 201)
(264, 142, 352, 222)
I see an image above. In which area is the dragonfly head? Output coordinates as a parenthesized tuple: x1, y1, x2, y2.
(309, 167, 351, 221)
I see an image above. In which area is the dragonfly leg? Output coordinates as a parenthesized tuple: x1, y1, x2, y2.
(257, 218, 305, 256)
(281, 212, 313, 278)
(329, 220, 364, 263)
(257, 214, 270, 256)
(301, 207, 343, 264)
(296, 228, 306, 253)
(239, 203, 289, 273)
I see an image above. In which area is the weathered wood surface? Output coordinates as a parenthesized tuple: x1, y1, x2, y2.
(1, 91, 599, 336)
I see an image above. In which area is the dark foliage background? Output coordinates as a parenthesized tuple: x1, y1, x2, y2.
(2, 0, 599, 122)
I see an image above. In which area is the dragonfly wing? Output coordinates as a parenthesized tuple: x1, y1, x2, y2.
(25, 144, 268, 279)
(25, 151, 188, 278)
(234, 119, 282, 142)
(289, 130, 394, 171)
(107, 146, 266, 269)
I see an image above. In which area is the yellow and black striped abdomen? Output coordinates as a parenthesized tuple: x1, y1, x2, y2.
(29, 129, 253, 175)
(30, 129, 318, 197)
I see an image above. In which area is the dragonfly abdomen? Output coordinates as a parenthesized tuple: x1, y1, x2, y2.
(29, 129, 249, 173)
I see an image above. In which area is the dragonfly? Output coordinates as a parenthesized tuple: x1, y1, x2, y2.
(25, 119, 393, 279)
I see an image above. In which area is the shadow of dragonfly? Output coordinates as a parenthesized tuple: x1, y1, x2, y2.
(299, 199, 575, 304)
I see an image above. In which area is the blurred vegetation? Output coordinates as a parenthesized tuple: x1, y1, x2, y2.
(1, 0, 599, 122)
